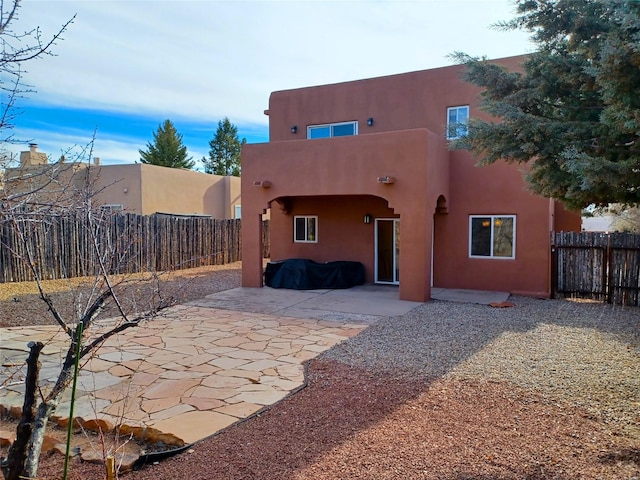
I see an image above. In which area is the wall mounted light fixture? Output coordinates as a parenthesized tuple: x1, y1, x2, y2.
(291, 125, 297, 134)
(253, 180, 272, 188)
(363, 214, 372, 224)
(367, 117, 374, 126)
(377, 176, 395, 184)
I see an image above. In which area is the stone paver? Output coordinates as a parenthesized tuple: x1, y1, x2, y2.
(0, 304, 367, 445)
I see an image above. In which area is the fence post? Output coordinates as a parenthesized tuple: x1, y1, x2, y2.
(550, 231, 557, 299)
(605, 233, 613, 304)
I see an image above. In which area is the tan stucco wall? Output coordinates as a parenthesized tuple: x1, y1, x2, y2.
(5, 156, 241, 219)
(4, 162, 89, 203)
(93, 164, 240, 217)
(137, 164, 239, 217)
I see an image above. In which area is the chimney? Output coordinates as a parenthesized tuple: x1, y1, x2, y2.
(93, 157, 101, 166)
(20, 143, 47, 166)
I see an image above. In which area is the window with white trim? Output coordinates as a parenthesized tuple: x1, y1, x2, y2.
(294, 215, 318, 243)
(307, 121, 358, 139)
(99, 204, 124, 213)
(446, 105, 469, 139)
(469, 215, 515, 259)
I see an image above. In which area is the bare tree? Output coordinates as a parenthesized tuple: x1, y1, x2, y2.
(0, 0, 75, 144)
(0, 4, 180, 477)
(1, 146, 181, 479)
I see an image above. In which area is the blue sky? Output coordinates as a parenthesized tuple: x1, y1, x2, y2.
(6, 0, 534, 168)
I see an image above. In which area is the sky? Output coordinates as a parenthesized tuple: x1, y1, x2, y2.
(5, 0, 535, 168)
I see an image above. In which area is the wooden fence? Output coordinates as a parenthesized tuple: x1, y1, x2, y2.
(0, 213, 271, 283)
(552, 231, 640, 306)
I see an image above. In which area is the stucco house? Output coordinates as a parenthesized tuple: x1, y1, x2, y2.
(4, 144, 241, 219)
(241, 55, 581, 302)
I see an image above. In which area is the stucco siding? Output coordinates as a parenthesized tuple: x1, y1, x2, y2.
(242, 55, 582, 301)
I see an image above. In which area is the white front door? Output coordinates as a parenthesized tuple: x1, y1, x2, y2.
(375, 219, 400, 284)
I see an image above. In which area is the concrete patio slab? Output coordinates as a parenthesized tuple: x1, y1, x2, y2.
(431, 288, 510, 305)
(191, 285, 423, 324)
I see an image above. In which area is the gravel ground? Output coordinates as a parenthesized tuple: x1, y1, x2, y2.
(322, 296, 640, 438)
(2, 268, 640, 479)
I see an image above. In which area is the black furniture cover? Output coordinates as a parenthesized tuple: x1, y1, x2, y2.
(264, 259, 365, 290)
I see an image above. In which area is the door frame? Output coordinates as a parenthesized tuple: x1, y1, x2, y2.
(374, 218, 400, 285)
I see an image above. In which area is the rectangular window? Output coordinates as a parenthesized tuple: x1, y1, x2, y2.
(294, 215, 318, 243)
(446, 105, 469, 139)
(307, 121, 358, 139)
(469, 215, 515, 259)
(99, 204, 124, 213)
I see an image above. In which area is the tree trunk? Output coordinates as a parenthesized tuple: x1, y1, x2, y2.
(2, 337, 76, 480)
(22, 348, 76, 479)
(3, 341, 43, 480)
(22, 400, 57, 478)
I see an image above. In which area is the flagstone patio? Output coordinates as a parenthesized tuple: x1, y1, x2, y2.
(0, 303, 367, 444)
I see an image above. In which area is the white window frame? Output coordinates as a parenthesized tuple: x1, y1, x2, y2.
(234, 205, 242, 219)
(307, 121, 358, 139)
(294, 215, 318, 243)
(468, 215, 516, 259)
(446, 105, 469, 140)
(99, 204, 124, 213)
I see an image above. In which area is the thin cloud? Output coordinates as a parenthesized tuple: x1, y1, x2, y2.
(8, 0, 533, 164)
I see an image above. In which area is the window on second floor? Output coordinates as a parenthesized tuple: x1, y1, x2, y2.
(446, 105, 469, 140)
(307, 121, 358, 139)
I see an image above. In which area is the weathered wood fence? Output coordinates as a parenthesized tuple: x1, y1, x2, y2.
(552, 231, 640, 306)
(0, 213, 271, 283)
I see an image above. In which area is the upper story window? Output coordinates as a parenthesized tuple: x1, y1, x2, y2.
(446, 106, 469, 140)
(469, 215, 516, 259)
(307, 121, 358, 139)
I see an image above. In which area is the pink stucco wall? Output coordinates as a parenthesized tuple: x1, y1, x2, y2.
(241, 55, 581, 301)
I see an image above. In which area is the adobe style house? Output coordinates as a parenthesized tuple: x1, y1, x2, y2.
(241, 55, 581, 302)
(4, 145, 241, 218)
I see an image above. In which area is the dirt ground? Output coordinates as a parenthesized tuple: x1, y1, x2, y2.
(0, 263, 242, 328)
(22, 359, 640, 479)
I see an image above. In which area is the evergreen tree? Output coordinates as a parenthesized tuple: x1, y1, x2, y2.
(452, 0, 640, 210)
(202, 117, 246, 176)
(139, 119, 195, 169)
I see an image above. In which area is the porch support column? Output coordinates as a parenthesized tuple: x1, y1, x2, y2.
(398, 207, 433, 302)
(241, 212, 264, 288)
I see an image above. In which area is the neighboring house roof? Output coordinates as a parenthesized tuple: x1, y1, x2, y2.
(4, 145, 242, 219)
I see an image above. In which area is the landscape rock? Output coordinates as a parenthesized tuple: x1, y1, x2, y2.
(117, 424, 145, 440)
(0, 430, 15, 447)
(82, 418, 115, 433)
(8, 406, 21, 419)
(56, 416, 85, 429)
(142, 427, 185, 447)
(41, 435, 66, 455)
